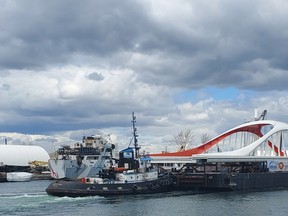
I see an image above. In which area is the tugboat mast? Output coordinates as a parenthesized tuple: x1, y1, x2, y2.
(132, 112, 140, 158)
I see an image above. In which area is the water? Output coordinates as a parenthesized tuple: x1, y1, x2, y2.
(1, 180, 288, 216)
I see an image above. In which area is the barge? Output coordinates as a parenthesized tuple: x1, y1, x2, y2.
(174, 159, 288, 191)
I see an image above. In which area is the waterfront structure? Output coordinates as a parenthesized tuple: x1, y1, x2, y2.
(152, 119, 288, 191)
(0, 145, 49, 172)
(0, 144, 50, 182)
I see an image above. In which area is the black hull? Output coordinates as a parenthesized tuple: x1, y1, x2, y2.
(46, 175, 173, 197)
(175, 172, 288, 192)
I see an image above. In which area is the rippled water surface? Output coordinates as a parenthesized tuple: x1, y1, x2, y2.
(1, 180, 288, 216)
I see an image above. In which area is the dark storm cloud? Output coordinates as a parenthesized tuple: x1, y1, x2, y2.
(0, 0, 150, 69)
(127, 1, 288, 91)
(2, 1, 288, 91)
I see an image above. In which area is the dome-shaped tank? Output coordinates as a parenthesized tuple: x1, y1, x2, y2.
(0, 145, 50, 167)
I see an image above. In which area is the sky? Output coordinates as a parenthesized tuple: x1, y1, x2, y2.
(1, 0, 288, 153)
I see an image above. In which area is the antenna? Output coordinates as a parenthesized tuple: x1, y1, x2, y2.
(131, 112, 140, 158)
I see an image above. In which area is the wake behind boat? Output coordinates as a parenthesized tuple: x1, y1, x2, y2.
(46, 113, 173, 197)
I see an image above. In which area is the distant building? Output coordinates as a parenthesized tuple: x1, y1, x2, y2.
(0, 145, 50, 172)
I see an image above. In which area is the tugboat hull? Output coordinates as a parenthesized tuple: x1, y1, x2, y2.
(46, 174, 173, 197)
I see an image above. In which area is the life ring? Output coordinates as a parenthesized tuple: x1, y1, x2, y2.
(278, 162, 285, 170)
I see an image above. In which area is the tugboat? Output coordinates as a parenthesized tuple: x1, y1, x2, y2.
(46, 113, 173, 197)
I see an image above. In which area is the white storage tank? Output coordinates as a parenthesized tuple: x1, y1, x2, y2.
(0, 145, 50, 166)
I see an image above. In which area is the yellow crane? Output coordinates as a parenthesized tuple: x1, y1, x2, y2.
(28, 160, 49, 167)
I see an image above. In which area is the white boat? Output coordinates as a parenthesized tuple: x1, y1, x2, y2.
(6, 172, 33, 182)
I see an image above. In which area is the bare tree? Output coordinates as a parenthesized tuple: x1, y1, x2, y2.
(201, 133, 212, 144)
(172, 129, 194, 152)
